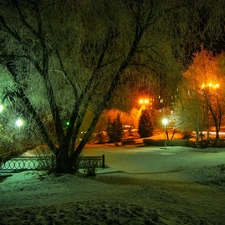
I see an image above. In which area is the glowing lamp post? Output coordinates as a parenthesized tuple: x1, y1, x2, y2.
(139, 99, 149, 105)
(162, 118, 168, 149)
(16, 119, 23, 127)
(16, 119, 24, 132)
(139, 98, 150, 110)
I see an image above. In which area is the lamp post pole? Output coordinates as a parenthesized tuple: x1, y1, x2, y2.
(162, 118, 168, 149)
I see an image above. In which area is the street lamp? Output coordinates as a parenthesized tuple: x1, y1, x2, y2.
(139, 98, 149, 105)
(16, 119, 23, 127)
(139, 98, 151, 110)
(162, 118, 168, 149)
(15, 119, 24, 133)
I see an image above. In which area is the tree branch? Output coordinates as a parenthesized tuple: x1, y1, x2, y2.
(13, 0, 39, 38)
(0, 16, 21, 41)
(0, 54, 43, 75)
(55, 49, 79, 99)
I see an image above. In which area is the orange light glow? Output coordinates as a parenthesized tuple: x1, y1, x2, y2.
(201, 82, 220, 89)
(139, 98, 149, 105)
(214, 83, 219, 89)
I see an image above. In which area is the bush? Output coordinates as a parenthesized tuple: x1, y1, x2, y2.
(212, 139, 225, 147)
(143, 139, 195, 147)
(143, 138, 225, 148)
(195, 140, 210, 148)
(194, 139, 225, 148)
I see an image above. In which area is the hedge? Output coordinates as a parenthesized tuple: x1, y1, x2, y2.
(143, 139, 194, 147)
(143, 139, 225, 148)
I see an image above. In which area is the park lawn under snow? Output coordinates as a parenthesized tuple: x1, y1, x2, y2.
(0, 144, 225, 225)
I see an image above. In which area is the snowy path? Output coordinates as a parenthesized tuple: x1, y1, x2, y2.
(82, 145, 225, 174)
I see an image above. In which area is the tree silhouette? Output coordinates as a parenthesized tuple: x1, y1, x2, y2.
(138, 109, 154, 138)
(107, 113, 123, 143)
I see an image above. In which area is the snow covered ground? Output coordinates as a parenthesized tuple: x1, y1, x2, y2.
(0, 144, 225, 225)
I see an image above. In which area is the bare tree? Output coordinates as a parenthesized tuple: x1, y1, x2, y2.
(175, 49, 225, 140)
(0, 0, 225, 173)
(173, 89, 208, 141)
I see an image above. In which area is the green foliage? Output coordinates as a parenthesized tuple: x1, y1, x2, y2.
(106, 113, 123, 143)
(138, 109, 154, 138)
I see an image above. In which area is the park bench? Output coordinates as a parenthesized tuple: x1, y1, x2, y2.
(76, 155, 105, 176)
(76, 155, 105, 169)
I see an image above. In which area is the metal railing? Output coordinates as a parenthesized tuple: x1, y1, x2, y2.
(0, 154, 105, 172)
(0, 156, 55, 171)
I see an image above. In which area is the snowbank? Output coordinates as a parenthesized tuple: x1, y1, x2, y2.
(1, 146, 225, 225)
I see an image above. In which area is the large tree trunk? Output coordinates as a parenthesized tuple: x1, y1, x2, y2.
(55, 146, 74, 173)
(55, 131, 76, 173)
(215, 125, 220, 139)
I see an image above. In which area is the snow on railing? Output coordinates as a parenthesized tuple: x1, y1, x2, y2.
(0, 156, 55, 171)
